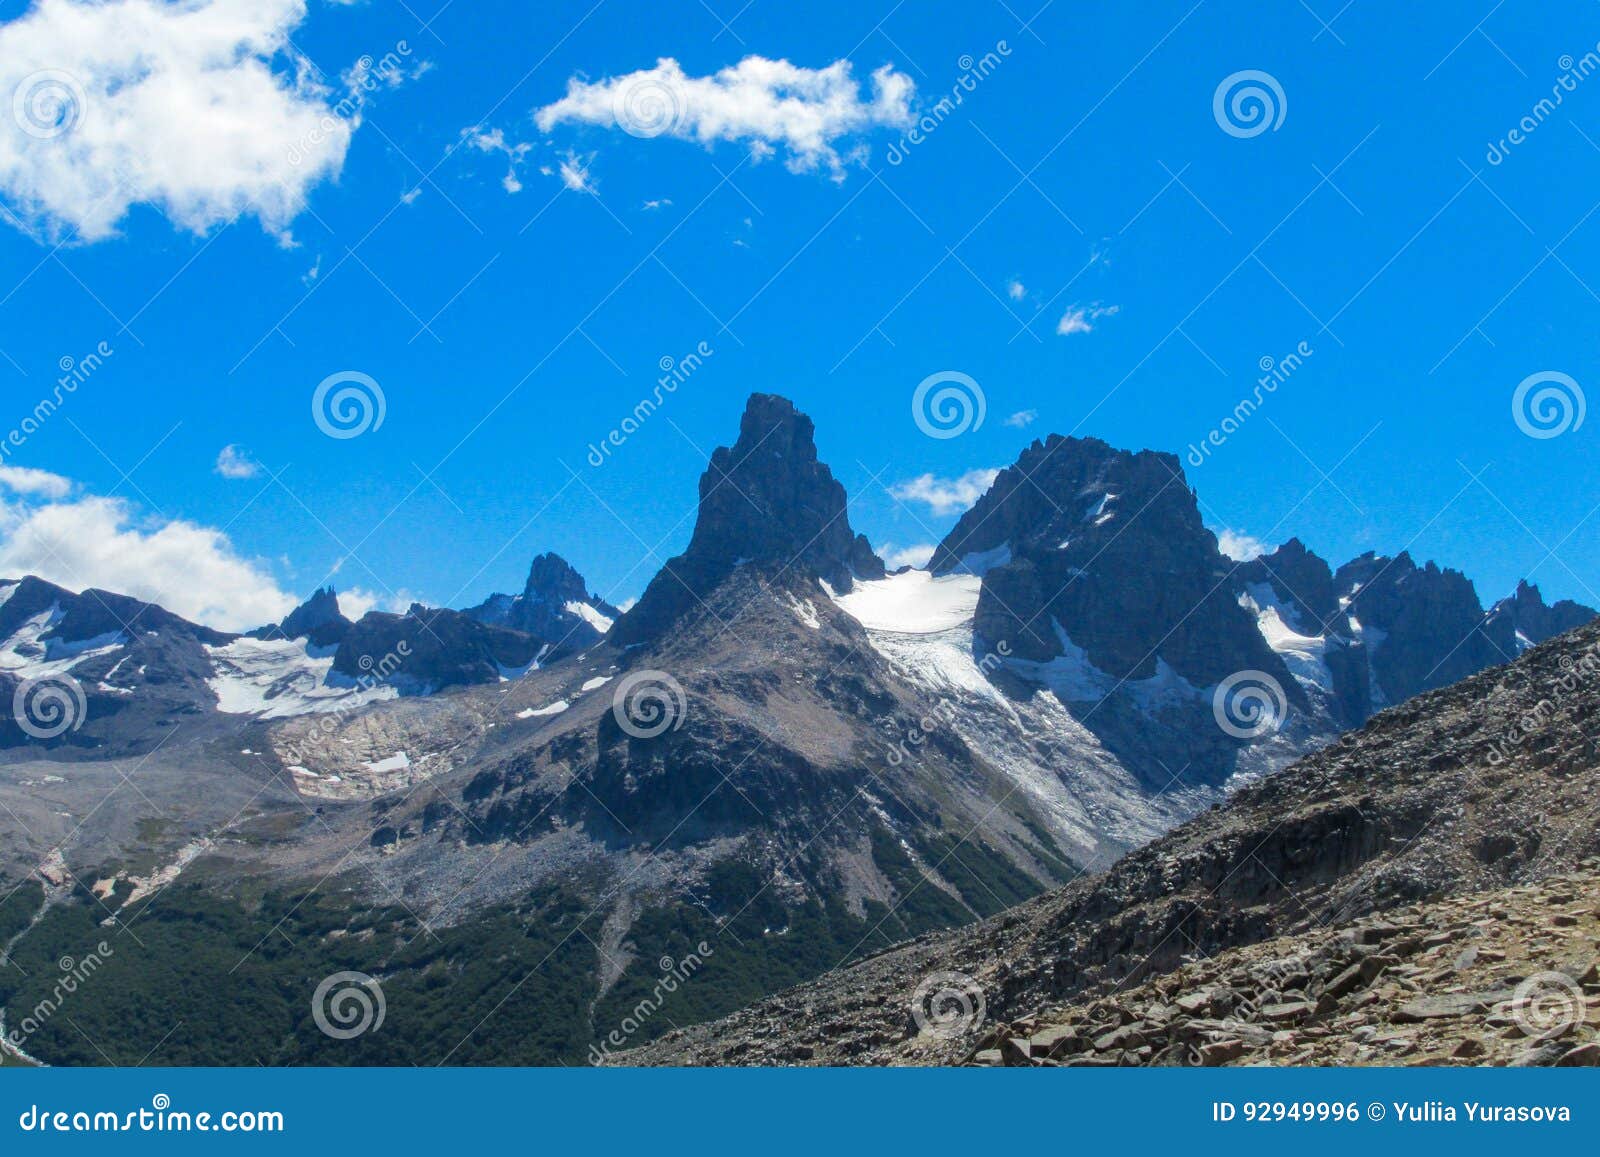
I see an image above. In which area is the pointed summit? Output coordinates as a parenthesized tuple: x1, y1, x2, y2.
(611, 393, 883, 645)
(1485, 579, 1595, 652)
(266, 586, 352, 648)
(462, 552, 618, 658)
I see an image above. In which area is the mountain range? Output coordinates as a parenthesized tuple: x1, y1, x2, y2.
(0, 392, 1591, 1066)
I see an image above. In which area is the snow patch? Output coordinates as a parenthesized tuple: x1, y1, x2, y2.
(518, 700, 570, 719)
(580, 675, 613, 692)
(786, 593, 821, 630)
(829, 569, 981, 635)
(1238, 583, 1334, 692)
(567, 600, 615, 633)
(205, 637, 398, 718)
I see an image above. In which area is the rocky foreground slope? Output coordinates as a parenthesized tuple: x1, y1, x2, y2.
(628, 617, 1600, 1065)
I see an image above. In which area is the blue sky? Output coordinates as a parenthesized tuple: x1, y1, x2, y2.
(0, 0, 1596, 629)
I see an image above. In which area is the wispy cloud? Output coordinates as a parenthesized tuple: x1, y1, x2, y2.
(215, 444, 261, 480)
(1003, 409, 1037, 429)
(1007, 280, 1026, 301)
(1057, 302, 1120, 336)
(888, 468, 1000, 516)
(462, 125, 533, 193)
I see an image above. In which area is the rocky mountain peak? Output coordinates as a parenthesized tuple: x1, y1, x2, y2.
(611, 393, 884, 645)
(1486, 579, 1595, 650)
(267, 586, 352, 648)
(1233, 537, 1339, 633)
(521, 553, 591, 606)
(684, 393, 883, 584)
(930, 433, 1293, 695)
(461, 552, 619, 660)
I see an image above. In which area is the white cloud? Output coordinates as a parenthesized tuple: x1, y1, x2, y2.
(888, 468, 1000, 517)
(337, 586, 415, 621)
(461, 125, 531, 193)
(214, 444, 261, 480)
(0, 489, 295, 631)
(1003, 409, 1037, 429)
(0, 0, 357, 243)
(641, 197, 671, 210)
(0, 464, 73, 499)
(557, 149, 595, 193)
(877, 542, 934, 570)
(1057, 302, 1120, 336)
(535, 56, 914, 178)
(1006, 280, 1025, 301)
(1215, 528, 1269, 561)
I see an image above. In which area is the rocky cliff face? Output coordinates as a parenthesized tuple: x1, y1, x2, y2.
(611, 394, 884, 647)
(331, 604, 543, 690)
